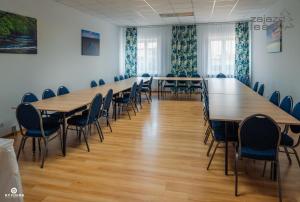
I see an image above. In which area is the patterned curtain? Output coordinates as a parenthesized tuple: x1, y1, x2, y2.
(235, 22, 250, 79)
(171, 25, 197, 76)
(125, 27, 137, 77)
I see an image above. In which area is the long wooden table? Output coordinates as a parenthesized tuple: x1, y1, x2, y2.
(153, 77, 202, 99)
(32, 77, 149, 156)
(207, 78, 300, 175)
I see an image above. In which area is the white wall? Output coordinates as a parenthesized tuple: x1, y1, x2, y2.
(0, 0, 120, 136)
(252, 0, 300, 103)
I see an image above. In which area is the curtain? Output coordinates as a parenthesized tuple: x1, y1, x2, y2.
(171, 25, 197, 76)
(137, 26, 172, 76)
(197, 23, 235, 77)
(125, 27, 137, 77)
(119, 27, 126, 75)
(235, 22, 250, 78)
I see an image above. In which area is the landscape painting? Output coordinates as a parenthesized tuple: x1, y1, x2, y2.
(81, 29, 100, 56)
(0, 10, 37, 54)
(267, 21, 282, 53)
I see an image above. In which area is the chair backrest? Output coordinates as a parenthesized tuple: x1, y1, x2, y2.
(129, 82, 138, 100)
(257, 84, 264, 96)
(142, 73, 150, 77)
(16, 103, 43, 135)
(178, 72, 187, 77)
(241, 75, 250, 86)
(119, 75, 124, 80)
(124, 75, 129, 79)
(99, 79, 105, 86)
(279, 96, 293, 114)
(166, 73, 175, 83)
(269, 91, 280, 106)
(238, 114, 281, 156)
(290, 102, 300, 133)
(86, 94, 102, 124)
(137, 79, 144, 94)
(90, 80, 98, 88)
(42, 89, 56, 100)
(22, 92, 38, 103)
(149, 76, 153, 88)
(253, 82, 259, 92)
(192, 73, 200, 84)
(57, 86, 70, 96)
(216, 73, 226, 78)
(103, 89, 113, 111)
(114, 76, 119, 82)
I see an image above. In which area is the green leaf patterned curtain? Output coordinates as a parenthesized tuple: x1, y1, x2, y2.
(125, 27, 137, 77)
(171, 25, 197, 76)
(235, 22, 250, 78)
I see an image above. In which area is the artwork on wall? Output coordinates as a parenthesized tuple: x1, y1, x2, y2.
(267, 21, 282, 53)
(81, 29, 100, 56)
(0, 10, 37, 54)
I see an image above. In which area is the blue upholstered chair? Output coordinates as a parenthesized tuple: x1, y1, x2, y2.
(57, 86, 70, 96)
(279, 96, 293, 114)
(141, 77, 153, 103)
(124, 75, 129, 79)
(257, 84, 264, 96)
(114, 82, 137, 120)
(269, 91, 280, 106)
(102, 89, 113, 132)
(216, 73, 226, 78)
(177, 71, 188, 94)
(22, 92, 38, 103)
(114, 76, 119, 82)
(16, 103, 61, 168)
(67, 94, 103, 151)
(99, 79, 105, 86)
(163, 73, 176, 95)
(240, 75, 250, 86)
(119, 75, 124, 80)
(280, 102, 300, 167)
(42, 89, 56, 100)
(235, 114, 282, 202)
(189, 73, 201, 93)
(253, 82, 259, 92)
(142, 73, 150, 77)
(90, 80, 97, 88)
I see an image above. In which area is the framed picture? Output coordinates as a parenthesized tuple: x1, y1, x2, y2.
(267, 21, 282, 53)
(81, 29, 100, 56)
(0, 10, 37, 54)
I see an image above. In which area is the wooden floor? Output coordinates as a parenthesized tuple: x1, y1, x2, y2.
(15, 94, 300, 202)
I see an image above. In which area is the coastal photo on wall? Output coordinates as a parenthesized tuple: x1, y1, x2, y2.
(267, 20, 282, 53)
(81, 29, 100, 56)
(0, 10, 37, 54)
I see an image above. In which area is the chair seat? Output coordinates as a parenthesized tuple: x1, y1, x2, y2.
(67, 114, 88, 126)
(141, 87, 150, 92)
(280, 133, 294, 147)
(212, 121, 238, 142)
(164, 84, 175, 88)
(241, 147, 276, 160)
(114, 95, 130, 104)
(26, 117, 60, 137)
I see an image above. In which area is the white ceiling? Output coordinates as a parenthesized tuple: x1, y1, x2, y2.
(53, 0, 278, 26)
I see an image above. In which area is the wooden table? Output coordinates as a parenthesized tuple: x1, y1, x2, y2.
(153, 77, 202, 99)
(207, 78, 300, 176)
(31, 77, 149, 156)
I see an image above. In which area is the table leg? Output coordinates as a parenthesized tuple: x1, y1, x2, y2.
(32, 138, 36, 153)
(225, 122, 228, 175)
(158, 80, 160, 99)
(271, 162, 277, 181)
(62, 113, 67, 156)
(114, 95, 117, 121)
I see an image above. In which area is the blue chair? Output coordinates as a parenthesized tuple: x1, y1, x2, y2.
(216, 73, 226, 78)
(136, 79, 144, 109)
(253, 82, 259, 92)
(163, 73, 176, 96)
(22, 92, 38, 103)
(279, 96, 293, 114)
(280, 102, 300, 167)
(114, 76, 119, 82)
(114, 82, 137, 120)
(16, 103, 61, 168)
(67, 94, 103, 151)
(99, 79, 105, 86)
(141, 77, 153, 103)
(235, 114, 282, 201)
(102, 89, 113, 132)
(190, 73, 201, 93)
(119, 75, 124, 80)
(240, 75, 250, 86)
(142, 73, 150, 77)
(57, 86, 70, 96)
(257, 84, 264, 96)
(269, 91, 280, 106)
(42, 89, 56, 100)
(124, 75, 129, 79)
(177, 72, 188, 94)
(90, 80, 97, 88)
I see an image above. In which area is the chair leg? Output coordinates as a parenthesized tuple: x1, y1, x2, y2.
(262, 161, 267, 177)
(235, 152, 239, 196)
(277, 160, 283, 202)
(292, 148, 300, 167)
(207, 143, 219, 170)
(82, 127, 90, 152)
(126, 104, 131, 120)
(96, 121, 104, 141)
(283, 146, 292, 165)
(17, 137, 26, 160)
(204, 127, 211, 145)
(145, 92, 150, 104)
(95, 122, 103, 142)
(207, 139, 215, 157)
(130, 102, 136, 115)
(40, 138, 48, 168)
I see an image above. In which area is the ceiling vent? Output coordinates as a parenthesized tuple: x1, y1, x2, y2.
(159, 12, 194, 18)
